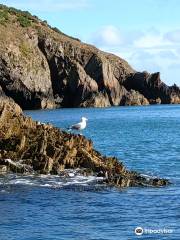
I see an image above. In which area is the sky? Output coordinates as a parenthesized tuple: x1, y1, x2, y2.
(1, 0, 180, 86)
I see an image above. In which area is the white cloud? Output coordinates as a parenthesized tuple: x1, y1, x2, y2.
(134, 34, 170, 49)
(88, 26, 180, 86)
(91, 25, 123, 47)
(164, 29, 180, 43)
(1, 0, 89, 12)
(158, 50, 178, 60)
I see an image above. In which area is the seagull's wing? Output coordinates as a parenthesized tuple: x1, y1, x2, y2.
(69, 122, 82, 130)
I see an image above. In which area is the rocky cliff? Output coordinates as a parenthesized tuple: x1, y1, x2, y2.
(0, 4, 179, 109)
(0, 91, 169, 187)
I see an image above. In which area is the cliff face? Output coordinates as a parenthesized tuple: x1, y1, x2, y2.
(0, 5, 180, 109)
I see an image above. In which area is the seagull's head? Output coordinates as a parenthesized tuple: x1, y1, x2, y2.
(81, 117, 88, 122)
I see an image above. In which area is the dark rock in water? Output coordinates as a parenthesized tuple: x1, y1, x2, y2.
(0, 5, 179, 109)
(0, 94, 170, 188)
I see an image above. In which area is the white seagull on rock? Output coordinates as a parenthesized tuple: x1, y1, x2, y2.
(68, 117, 88, 132)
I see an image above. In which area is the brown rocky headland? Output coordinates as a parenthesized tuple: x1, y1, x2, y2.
(0, 4, 179, 110)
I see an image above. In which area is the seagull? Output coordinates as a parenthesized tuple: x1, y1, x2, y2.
(68, 117, 88, 132)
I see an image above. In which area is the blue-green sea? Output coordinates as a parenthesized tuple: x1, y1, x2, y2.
(0, 105, 180, 240)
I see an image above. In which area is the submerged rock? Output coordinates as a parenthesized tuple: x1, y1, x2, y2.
(0, 4, 179, 109)
(0, 94, 170, 188)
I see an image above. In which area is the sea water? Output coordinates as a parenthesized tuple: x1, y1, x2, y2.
(0, 105, 180, 240)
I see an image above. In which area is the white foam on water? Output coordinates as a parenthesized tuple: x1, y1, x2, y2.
(9, 179, 34, 185)
(68, 173, 75, 177)
(140, 173, 160, 180)
(0, 170, 104, 189)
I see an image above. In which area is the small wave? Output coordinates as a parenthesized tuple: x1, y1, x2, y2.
(140, 173, 153, 180)
(0, 170, 104, 190)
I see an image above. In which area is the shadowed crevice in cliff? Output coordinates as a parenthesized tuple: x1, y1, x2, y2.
(37, 38, 92, 107)
(84, 54, 106, 91)
(37, 38, 68, 107)
(0, 61, 42, 109)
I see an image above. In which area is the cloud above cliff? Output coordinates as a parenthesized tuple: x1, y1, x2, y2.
(90, 26, 180, 85)
(1, 0, 89, 12)
(91, 26, 180, 50)
(164, 29, 180, 43)
(92, 26, 123, 47)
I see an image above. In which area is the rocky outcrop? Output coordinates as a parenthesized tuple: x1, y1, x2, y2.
(0, 95, 169, 187)
(121, 89, 149, 106)
(0, 4, 179, 109)
(124, 72, 180, 104)
(0, 19, 56, 109)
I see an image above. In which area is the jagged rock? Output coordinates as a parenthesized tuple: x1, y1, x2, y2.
(0, 158, 33, 173)
(124, 72, 180, 104)
(121, 89, 149, 106)
(0, 13, 55, 109)
(0, 5, 179, 109)
(80, 92, 111, 107)
(149, 98, 161, 104)
(0, 95, 170, 188)
(0, 165, 7, 173)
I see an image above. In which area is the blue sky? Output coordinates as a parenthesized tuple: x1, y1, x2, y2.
(1, 0, 180, 85)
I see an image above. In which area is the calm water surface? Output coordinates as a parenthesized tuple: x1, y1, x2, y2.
(0, 105, 180, 240)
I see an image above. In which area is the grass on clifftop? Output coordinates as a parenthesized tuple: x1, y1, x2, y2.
(0, 9, 9, 24)
(17, 15, 31, 27)
(0, 4, 33, 27)
(0, 4, 80, 41)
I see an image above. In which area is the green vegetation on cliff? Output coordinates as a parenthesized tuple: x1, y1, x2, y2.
(0, 8, 9, 25)
(17, 15, 31, 27)
(0, 4, 79, 40)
